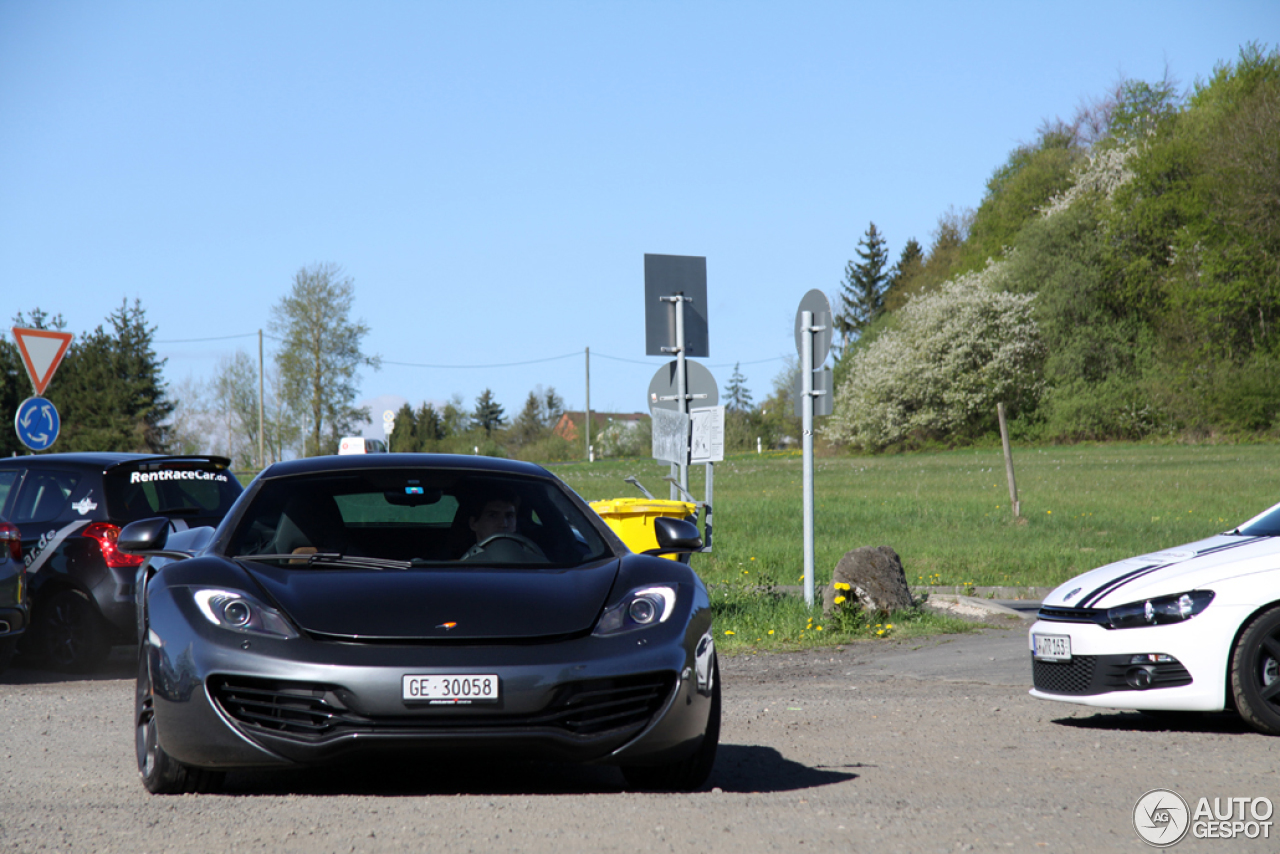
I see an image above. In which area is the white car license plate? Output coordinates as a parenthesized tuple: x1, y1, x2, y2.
(1033, 634, 1072, 661)
(402, 674, 499, 704)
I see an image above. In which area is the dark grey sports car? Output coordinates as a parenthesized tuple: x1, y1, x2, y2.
(124, 454, 718, 794)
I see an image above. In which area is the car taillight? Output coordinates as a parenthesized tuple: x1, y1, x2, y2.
(82, 522, 145, 568)
(0, 522, 20, 562)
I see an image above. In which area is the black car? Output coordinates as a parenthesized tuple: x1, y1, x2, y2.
(125, 453, 719, 794)
(0, 515, 26, 674)
(0, 454, 242, 671)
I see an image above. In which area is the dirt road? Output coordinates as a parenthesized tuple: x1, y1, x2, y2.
(2, 628, 1275, 852)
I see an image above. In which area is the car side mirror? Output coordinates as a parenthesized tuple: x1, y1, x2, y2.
(118, 517, 170, 554)
(646, 516, 703, 555)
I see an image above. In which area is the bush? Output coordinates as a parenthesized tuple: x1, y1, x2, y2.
(826, 263, 1045, 450)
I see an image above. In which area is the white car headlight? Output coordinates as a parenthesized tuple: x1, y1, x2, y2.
(594, 585, 677, 636)
(192, 588, 298, 639)
(1106, 590, 1214, 629)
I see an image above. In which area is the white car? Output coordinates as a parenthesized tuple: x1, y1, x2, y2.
(1029, 501, 1280, 735)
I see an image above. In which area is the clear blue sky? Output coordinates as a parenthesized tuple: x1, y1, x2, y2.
(1, 1, 1273, 434)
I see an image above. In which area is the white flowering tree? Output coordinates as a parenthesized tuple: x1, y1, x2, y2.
(825, 263, 1045, 450)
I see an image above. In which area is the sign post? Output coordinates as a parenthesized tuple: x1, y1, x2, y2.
(11, 327, 74, 452)
(793, 291, 833, 608)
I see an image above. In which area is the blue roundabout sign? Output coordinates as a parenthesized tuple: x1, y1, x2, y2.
(15, 397, 60, 451)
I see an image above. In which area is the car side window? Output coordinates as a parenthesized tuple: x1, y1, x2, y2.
(0, 470, 19, 517)
(13, 470, 83, 524)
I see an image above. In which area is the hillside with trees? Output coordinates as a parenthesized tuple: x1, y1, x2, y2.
(828, 44, 1280, 450)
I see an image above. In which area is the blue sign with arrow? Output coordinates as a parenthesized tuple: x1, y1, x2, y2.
(15, 397, 60, 451)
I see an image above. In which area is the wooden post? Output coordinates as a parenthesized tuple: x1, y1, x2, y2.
(997, 402, 1020, 518)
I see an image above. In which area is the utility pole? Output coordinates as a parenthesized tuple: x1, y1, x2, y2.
(258, 329, 265, 468)
(584, 346, 591, 462)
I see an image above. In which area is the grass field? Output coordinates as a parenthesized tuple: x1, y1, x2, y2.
(552, 443, 1280, 649)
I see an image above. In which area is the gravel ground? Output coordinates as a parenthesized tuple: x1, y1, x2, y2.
(2, 627, 1277, 853)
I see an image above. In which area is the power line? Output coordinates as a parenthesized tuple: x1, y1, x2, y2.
(153, 335, 788, 372)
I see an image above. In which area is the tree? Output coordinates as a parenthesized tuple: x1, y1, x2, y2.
(416, 402, 446, 445)
(441, 394, 470, 436)
(53, 299, 174, 453)
(723, 363, 753, 412)
(472, 388, 505, 435)
(270, 264, 379, 456)
(542, 386, 565, 426)
(389, 403, 418, 452)
(827, 263, 1045, 450)
(509, 391, 548, 449)
(835, 223, 890, 350)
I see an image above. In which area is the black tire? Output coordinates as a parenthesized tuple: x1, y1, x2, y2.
(623, 658, 721, 792)
(136, 653, 224, 794)
(31, 589, 110, 673)
(1230, 604, 1280, 736)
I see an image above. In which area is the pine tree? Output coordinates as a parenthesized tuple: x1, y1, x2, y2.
(389, 403, 417, 452)
(416, 402, 445, 446)
(835, 222, 890, 348)
(723, 363, 753, 412)
(472, 389, 505, 435)
(510, 391, 547, 448)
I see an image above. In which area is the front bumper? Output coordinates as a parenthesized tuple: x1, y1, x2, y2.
(146, 587, 714, 770)
(1026, 603, 1249, 712)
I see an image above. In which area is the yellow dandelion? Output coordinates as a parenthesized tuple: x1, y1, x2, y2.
(834, 582, 851, 591)
(834, 596, 847, 605)
(816, 626, 823, 631)
(724, 630, 735, 636)
(767, 630, 774, 635)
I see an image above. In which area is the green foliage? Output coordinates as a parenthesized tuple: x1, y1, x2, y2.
(472, 388, 505, 435)
(723, 362, 753, 413)
(18, 300, 175, 454)
(960, 130, 1085, 271)
(827, 264, 1044, 450)
(883, 207, 972, 313)
(834, 222, 890, 350)
(270, 264, 379, 456)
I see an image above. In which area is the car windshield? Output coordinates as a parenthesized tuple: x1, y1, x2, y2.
(1235, 501, 1280, 537)
(228, 469, 612, 568)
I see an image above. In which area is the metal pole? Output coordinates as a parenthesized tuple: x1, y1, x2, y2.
(584, 347, 591, 462)
(802, 310, 815, 609)
(258, 329, 265, 468)
(675, 297, 688, 496)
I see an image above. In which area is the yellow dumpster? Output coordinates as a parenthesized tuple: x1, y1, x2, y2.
(589, 497, 697, 561)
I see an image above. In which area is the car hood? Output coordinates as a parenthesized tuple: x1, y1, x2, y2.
(1045, 533, 1280, 609)
(241, 559, 621, 640)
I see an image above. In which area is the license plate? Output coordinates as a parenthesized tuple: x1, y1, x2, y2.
(402, 674, 499, 704)
(1033, 634, 1072, 661)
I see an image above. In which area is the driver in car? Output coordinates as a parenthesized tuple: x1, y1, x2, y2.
(461, 488, 547, 561)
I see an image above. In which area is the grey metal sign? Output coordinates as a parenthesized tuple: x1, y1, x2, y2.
(690, 406, 724, 464)
(644, 254, 709, 357)
(650, 407, 690, 464)
(648, 360, 719, 411)
(794, 289, 833, 366)
(793, 368, 834, 417)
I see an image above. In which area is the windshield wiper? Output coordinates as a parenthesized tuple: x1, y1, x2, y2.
(234, 553, 411, 571)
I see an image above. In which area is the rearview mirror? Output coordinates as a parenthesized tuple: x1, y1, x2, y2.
(118, 517, 170, 554)
(647, 516, 702, 554)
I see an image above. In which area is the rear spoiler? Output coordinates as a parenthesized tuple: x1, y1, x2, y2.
(104, 455, 233, 475)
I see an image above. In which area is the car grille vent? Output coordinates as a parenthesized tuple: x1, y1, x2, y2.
(1036, 606, 1109, 626)
(1033, 655, 1193, 695)
(209, 672, 676, 741)
(1033, 656, 1097, 694)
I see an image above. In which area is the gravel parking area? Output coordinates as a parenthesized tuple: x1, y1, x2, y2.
(2, 629, 1276, 853)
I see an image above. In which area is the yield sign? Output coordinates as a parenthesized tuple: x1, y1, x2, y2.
(12, 327, 74, 396)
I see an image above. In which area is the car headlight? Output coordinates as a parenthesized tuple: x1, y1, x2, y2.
(594, 585, 677, 636)
(191, 588, 298, 639)
(1106, 590, 1214, 629)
